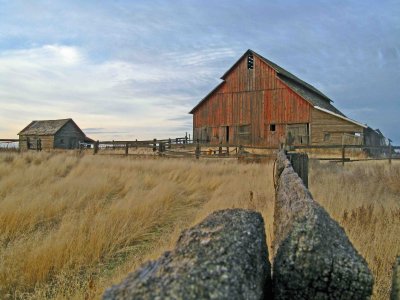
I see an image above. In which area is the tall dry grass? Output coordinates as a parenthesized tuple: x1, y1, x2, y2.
(0, 152, 398, 299)
(309, 160, 400, 299)
(0, 152, 273, 299)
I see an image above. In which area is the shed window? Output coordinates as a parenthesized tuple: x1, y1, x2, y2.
(60, 139, 64, 144)
(270, 124, 276, 132)
(247, 54, 254, 69)
(324, 133, 331, 141)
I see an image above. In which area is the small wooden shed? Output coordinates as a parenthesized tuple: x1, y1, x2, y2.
(18, 118, 92, 150)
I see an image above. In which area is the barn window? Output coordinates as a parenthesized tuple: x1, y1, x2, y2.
(247, 54, 254, 69)
(238, 125, 251, 142)
(239, 124, 251, 135)
(270, 124, 276, 132)
(60, 139, 64, 144)
(324, 133, 331, 141)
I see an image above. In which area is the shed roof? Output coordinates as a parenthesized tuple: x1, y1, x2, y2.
(190, 49, 345, 116)
(18, 118, 83, 136)
(314, 106, 367, 128)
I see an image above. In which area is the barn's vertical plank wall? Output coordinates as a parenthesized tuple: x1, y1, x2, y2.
(192, 53, 312, 147)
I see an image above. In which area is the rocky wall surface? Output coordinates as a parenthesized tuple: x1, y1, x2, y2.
(392, 257, 400, 300)
(273, 150, 373, 299)
(103, 209, 271, 300)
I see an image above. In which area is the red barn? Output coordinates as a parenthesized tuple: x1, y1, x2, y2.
(190, 49, 368, 147)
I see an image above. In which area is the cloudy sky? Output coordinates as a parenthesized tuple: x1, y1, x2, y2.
(0, 0, 399, 142)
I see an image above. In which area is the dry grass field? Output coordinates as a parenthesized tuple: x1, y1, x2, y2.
(309, 159, 400, 299)
(0, 151, 399, 299)
(0, 152, 274, 299)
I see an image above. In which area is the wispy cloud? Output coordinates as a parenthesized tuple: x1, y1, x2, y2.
(0, 44, 234, 139)
(0, 0, 399, 142)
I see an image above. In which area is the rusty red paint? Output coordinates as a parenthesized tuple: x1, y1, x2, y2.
(192, 53, 312, 146)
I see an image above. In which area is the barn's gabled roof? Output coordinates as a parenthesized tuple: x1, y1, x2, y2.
(190, 49, 346, 116)
(278, 75, 345, 116)
(18, 118, 84, 136)
(222, 50, 332, 102)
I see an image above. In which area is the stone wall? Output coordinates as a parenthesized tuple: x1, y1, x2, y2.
(102, 151, 377, 299)
(392, 257, 400, 300)
(103, 209, 271, 299)
(273, 150, 373, 299)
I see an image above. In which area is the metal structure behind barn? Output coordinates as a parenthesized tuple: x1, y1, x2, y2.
(190, 49, 386, 149)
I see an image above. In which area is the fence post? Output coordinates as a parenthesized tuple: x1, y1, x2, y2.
(37, 138, 42, 151)
(159, 141, 164, 153)
(389, 142, 392, 165)
(112, 140, 115, 150)
(185, 132, 188, 144)
(342, 145, 346, 166)
(238, 145, 244, 160)
(94, 140, 99, 155)
(219, 142, 222, 156)
(168, 138, 172, 149)
(227, 146, 230, 156)
(153, 139, 157, 152)
(125, 143, 129, 156)
(195, 140, 201, 159)
(289, 152, 309, 188)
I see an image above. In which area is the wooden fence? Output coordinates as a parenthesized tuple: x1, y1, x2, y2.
(90, 138, 399, 164)
(0, 139, 19, 152)
(293, 144, 400, 165)
(90, 138, 279, 161)
(2, 136, 399, 165)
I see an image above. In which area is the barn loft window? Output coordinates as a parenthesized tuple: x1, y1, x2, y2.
(324, 133, 331, 141)
(270, 124, 276, 132)
(247, 54, 254, 69)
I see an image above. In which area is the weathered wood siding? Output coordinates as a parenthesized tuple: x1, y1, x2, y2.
(19, 135, 54, 150)
(193, 54, 312, 146)
(54, 121, 86, 149)
(310, 109, 364, 145)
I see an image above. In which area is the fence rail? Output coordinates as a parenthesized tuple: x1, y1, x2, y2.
(0, 139, 19, 152)
(1, 135, 399, 164)
(88, 138, 400, 164)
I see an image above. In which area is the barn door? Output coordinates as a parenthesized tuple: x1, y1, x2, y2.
(219, 126, 228, 144)
(286, 124, 309, 145)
